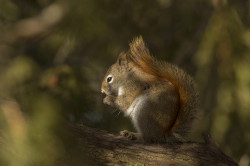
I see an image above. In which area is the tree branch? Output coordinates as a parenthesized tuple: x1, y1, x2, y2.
(71, 124, 237, 166)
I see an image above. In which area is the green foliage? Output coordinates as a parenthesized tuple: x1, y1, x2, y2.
(0, 0, 249, 165)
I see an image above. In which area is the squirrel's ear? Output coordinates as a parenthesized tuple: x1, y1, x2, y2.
(117, 52, 129, 66)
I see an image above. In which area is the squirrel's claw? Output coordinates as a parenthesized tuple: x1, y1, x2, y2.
(120, 130, 137, 140)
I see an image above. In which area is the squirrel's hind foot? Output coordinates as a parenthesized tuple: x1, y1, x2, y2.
(119, 130, 139, 140)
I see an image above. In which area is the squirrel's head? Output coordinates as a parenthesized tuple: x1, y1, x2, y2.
(101, 36, 154, 98)
(101, 52, 132, 97)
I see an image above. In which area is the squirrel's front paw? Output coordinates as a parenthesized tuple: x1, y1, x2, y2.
(103, 95, 115, 106)
(120, 130, 137, 140)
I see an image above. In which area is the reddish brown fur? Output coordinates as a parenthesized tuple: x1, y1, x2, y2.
(127, 36, 197, 134)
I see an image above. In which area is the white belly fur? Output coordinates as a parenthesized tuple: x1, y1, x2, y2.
(125, 94, 147, 133)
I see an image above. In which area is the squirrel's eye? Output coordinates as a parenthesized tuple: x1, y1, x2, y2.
(107, 76, 113, 83)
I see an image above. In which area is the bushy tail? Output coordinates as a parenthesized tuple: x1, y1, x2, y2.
(159, 63, 198, 135)
(128, 36, 198, 136)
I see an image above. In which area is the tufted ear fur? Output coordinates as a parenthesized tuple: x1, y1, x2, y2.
(117, 52, 129, 67)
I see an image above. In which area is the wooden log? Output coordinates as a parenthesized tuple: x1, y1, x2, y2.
(71, 124, 238, 166)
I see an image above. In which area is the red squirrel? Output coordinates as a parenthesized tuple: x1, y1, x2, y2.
(101, 37, 198, 142)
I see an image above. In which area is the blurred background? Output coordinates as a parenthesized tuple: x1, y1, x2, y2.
(0, 0, 249, 165)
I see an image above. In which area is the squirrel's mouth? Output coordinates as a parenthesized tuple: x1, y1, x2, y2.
(101, 88, 117, 97)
